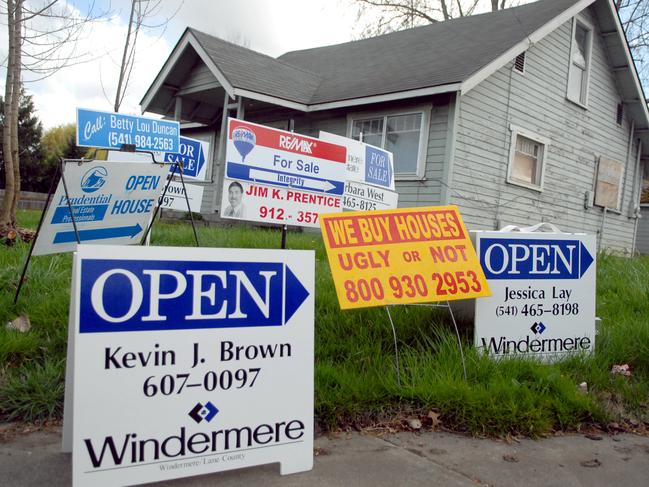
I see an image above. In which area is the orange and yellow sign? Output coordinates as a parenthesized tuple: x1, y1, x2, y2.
(319, 206, 491, 309)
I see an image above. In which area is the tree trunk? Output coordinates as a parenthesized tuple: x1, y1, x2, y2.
(114, 0, 136, 113)
(440, 0, 450, 20)
(9, 0, 22, 225)
(1, 0, 17, 229)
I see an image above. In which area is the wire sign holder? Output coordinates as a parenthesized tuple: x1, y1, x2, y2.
(385, 302, 467, 386)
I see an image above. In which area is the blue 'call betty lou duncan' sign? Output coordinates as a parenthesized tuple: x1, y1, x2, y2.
(77, 108, 180, 153)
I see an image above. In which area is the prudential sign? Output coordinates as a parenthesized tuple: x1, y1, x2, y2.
(474, 231, 596, 361)
(64, 245, 314, 486)
(32, 161, 167, 255)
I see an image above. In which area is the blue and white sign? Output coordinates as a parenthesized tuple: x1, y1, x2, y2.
(164, 136, 210, 181)
(77, 108, 180, 152)
(32, 160, 168, 255)
(222, 118, 346, 228)
(159, 181, 204, 212)
(319, 131, 395, 190)
(227, 162, 344, 194)
(474, 229, 597, 361)
(319, 131, 398, 212)
(106, 135, 210, 181)
(63, 245, 314, 486)
(479, 238, 594, 280)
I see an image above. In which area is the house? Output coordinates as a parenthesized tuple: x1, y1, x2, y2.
(140, 0, 649, 253)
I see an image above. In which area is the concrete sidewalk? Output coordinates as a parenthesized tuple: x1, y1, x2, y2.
(1, 426, 649, 486)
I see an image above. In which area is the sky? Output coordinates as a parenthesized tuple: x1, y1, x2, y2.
(1, 0, 358, 129)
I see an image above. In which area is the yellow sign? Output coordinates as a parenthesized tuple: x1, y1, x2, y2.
(319, 206, 491, 309)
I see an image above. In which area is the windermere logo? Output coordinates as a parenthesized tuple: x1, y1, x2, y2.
(480, 334, 592, 356)
(530, 322, 546, 335)
(189, 402, 219, 424)
(82, 419, 306, 469)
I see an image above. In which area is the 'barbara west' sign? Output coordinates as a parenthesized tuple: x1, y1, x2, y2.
(63, 245, 314, 486)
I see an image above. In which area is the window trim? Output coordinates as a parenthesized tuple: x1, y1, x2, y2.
(506, 125, 549, 192)
(346, 105, 432, 180)
(566, 15, 594, 109)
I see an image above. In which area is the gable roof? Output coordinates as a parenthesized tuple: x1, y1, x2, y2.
(188, 29, 322, 105)
(278, 0, 586, 104)
(141, 0, 647, 132)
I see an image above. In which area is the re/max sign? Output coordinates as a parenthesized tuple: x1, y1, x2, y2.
(78, 259, 308, 332)
(479, 238, 594, 280)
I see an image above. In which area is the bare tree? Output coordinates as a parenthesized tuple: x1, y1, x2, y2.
(1, 0, 108, 235)
(617, 0, 649, 90)
(113, 0, 182, 113)
(2, 0, 22, 235)
(351, 0, 518, 38)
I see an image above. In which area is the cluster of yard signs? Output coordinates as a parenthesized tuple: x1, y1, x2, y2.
(220, 118, 399, 229)
(105, 134, 210, 213)
(28, 109, 210, 261)
(16, 110, 597, 486)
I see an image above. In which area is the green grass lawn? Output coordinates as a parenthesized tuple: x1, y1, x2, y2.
(1, 210, 648, 435)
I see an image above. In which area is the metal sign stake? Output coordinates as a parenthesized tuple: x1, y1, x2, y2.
(13, 163, 61, 305)
(280, 224, 287, 249)
(141, 163, 178, 245)
(385, 306, 402, 386)
(177, 163, 200, 247)
(60, 159, 82, 245)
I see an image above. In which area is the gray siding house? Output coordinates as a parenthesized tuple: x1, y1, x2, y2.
(141, 0, 649, 253)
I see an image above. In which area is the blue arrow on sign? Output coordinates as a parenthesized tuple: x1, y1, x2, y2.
(227, 162, 345, 195)
(480, 238, 594, 280)
(78, 260, 310, 333)
(53, 223, 142, 244)
(164, 137, 205, 178)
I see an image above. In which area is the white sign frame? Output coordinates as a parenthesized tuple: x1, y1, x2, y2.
(33, 161, 167, 255)
(474, 229, 596, 361)
(319, 131, 398, 211)
(222, 119, 346, 227)
(160, 181, 204, 212)
(64, 244, 314, 486)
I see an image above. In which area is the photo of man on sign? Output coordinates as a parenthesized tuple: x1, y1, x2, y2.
(222, 181, 246, 218)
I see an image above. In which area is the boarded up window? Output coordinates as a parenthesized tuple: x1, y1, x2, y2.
(641, 160, 649, 205)
(594, 157, 623, 209)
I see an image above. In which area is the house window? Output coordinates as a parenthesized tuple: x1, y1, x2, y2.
(350, 110, 428, 177)
(594, 157, 624, 210)
(567, 18, 592, 106)
(507, 127, 548, 191)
